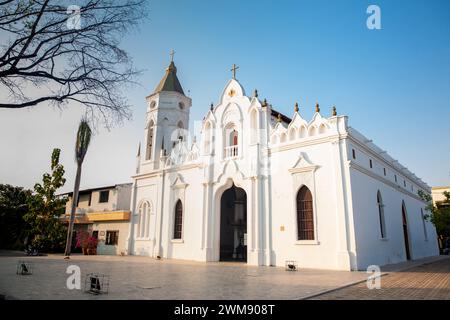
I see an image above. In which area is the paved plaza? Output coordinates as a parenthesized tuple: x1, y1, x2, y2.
(0, 252, 448, 300)
(310, 256, 450, 300)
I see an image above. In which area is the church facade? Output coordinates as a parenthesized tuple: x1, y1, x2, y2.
(126, 59, 439, 271)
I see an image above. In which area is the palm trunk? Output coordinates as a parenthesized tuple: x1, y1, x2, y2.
(64, 163, 82, 256)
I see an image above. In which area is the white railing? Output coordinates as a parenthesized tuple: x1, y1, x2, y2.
(224, 145, 238, 159)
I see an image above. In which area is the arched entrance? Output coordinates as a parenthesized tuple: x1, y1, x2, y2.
(402, 201, 411, 260)
(220, 184, 247, 262)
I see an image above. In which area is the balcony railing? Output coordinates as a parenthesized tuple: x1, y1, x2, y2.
(224, 145, 238, 159)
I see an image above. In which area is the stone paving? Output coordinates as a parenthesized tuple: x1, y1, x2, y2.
(0, 252, 447, 300)
(310, 256, 450, 300)
(0, 253, 369, 300)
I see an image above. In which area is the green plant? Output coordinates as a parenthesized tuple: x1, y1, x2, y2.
(418, 189, 450, 243)
(0, 184, 32, 249)
(24, 148, 68, 252)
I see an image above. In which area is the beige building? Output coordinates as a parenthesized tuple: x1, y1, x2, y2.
(431, 186, 450, 252)
(431, 186, 450, 207)
(61, 183, 132, 255)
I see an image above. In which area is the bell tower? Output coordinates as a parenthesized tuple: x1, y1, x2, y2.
(143, 54, 191, 170)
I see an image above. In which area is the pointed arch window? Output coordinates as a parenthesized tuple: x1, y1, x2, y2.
(296, 186, 314, 240)
(421, 208, 428, 241)
(377, 191, 386, 239)
(230, 129, 238, 146)
(402, 201, 411, 260)
(146, 120, 154, 160)
(137, 201, 151, 238)
(289, 127, 297, 141)
(173, 200, 183, 239)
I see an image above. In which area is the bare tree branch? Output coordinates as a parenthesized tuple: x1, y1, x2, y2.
(0, 0, 148, 126)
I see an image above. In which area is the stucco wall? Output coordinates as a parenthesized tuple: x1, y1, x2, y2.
(93, 221, 129, 255)
(349, 167, 439, 270)
(64, 185, 132, 214)
(269, 142, 343, 270)
(432, 186, 450, 204)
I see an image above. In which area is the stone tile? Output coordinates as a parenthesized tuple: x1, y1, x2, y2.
(310, 256, 450, 300)
(0, 253, 447, 300)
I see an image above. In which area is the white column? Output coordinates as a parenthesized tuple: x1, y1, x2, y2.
(125, 180, 138, 255)
(263, 175, 273, 266)
(201, 181, 214, 260)
(331, 138, 353, 270)
(256, 176, 263, 265)
(201, 154, 215, 261)
(154, 171, 165, 258)
(250, 176, 263, 265)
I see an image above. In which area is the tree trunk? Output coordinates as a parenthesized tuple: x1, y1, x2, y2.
(64, 163, 83, 256)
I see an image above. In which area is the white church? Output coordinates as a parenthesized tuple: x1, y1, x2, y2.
(125, 58, 439, 271)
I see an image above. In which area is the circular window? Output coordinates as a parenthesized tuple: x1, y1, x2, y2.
(150, 101, 156, 109)
(178, 102, 184, 110)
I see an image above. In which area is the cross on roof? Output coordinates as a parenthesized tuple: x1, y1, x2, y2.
(170, 49, 176, 62)
(231, 63, 239, 79)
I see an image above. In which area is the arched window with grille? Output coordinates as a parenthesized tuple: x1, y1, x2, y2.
(224, 123, 239, 159)
(230, 129, 238, 146)
(377, 191, 386, 238)
(173, 200, 183, 239)
(296, 186, 314, 240)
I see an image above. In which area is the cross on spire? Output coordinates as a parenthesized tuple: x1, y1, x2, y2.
(170, 49, 176, 62)
(231, 63, 239, 79)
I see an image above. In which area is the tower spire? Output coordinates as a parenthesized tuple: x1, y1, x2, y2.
(153, 55, 184, 95)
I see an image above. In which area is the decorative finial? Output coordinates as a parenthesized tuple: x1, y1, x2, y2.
(294, 102, 299, 112)
(254, 89, 258, 97)
(231, 63, 239, 79)
(315, 102, 320, 113)
(332, 106, 337, 116)
(210, 103, 213, 111)
(193, 135, 197, 143)
(169, 49, 175, 62)
(262, 98, 268, 107)
(277, 113, 282, 123)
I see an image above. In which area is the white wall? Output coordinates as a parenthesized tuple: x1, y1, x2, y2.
(132, 179, 159, 256)
(160, 167, 205, 261)
(348, 165, 439, 270)
(269, 142, 343, 270)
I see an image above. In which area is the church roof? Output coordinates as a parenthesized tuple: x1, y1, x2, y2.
(154, 61, 185, 95)
(271, 108, 292, 123)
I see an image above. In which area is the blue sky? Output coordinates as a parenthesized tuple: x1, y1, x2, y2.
(1, 0, 449, 191)
(126, 0, 450, 185)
